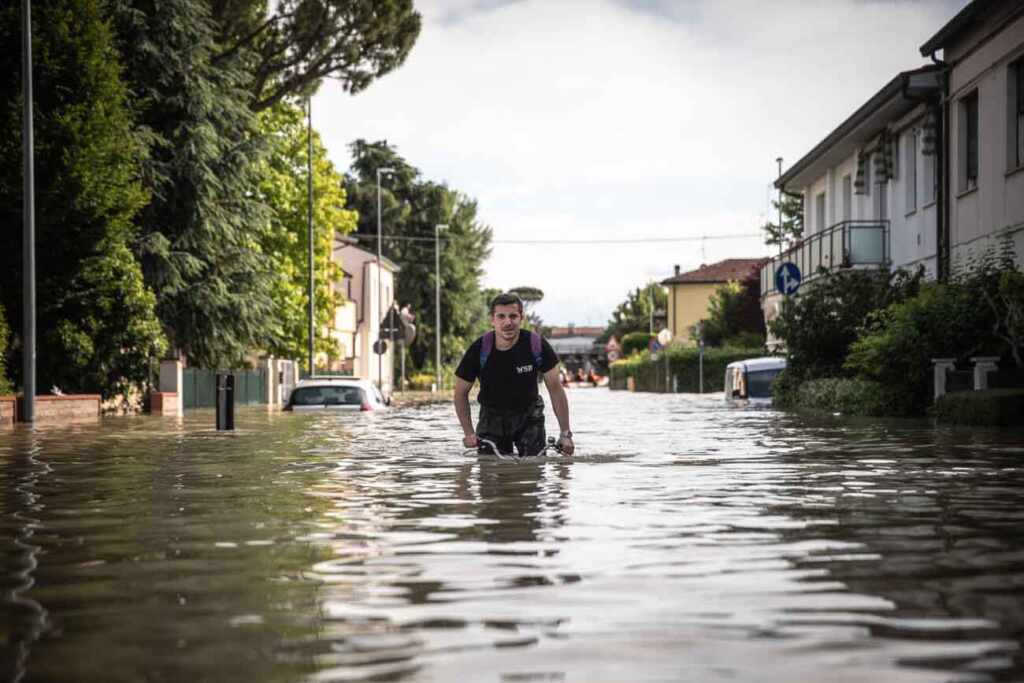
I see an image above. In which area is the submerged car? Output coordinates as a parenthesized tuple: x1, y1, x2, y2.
(724, 357, 786, 407)
(284, 377, 389, 412)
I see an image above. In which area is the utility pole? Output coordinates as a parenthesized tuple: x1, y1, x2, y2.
(306, 98, 314, 377)
(776, 157, 784, 257)
(22, 0, 36, 422)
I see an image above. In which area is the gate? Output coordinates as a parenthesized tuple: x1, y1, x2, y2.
(182, 368, 267, 409)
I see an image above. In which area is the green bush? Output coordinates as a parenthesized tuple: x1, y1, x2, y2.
(621, 332, 655, 357)
(933, 389, 1024, 426)
(0, 302, 10, 395)
(786, 376, 905, 417)
(610, 345, 765, 393)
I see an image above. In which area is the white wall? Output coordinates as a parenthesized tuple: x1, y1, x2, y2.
(947, 12, 1024, 271)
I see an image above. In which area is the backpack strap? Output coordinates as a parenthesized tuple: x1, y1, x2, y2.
(479, 331, 495, 371)
(529, 331, 544, 370)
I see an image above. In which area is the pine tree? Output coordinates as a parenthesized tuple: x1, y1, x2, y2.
(112, 0, 276, 367)
(0, 0, 165, 398)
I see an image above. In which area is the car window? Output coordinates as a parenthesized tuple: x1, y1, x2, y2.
(291, 386, 364, 405)
(745, 369, 782, 399)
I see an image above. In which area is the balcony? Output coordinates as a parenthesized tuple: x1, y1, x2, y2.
(760, 220, 890, 298)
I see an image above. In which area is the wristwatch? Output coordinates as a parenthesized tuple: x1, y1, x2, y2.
(560, 430, 573, 439)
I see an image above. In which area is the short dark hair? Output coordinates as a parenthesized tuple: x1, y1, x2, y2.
(489, 292, 523, 315)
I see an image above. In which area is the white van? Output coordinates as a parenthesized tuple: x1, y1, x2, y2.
(724, 357, 786, 407)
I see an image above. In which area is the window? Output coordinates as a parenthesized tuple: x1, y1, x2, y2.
(815, 192, 826, 232)
(842, 174, 852, 220)
(960, 91, 979, 191)
(924, 145, 936, 203)
(1012, 59, 1024, 168)
(905, 130, 917, 212)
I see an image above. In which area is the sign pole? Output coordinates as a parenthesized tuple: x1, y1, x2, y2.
(22, 0, 36, 422)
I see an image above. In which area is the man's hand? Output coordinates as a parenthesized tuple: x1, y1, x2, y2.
(463, 433, 479, 448)
(558, 436, 575, 455)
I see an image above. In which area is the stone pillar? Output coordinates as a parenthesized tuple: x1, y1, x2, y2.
(970, 356, 1000, 391)
(159, 359, 184, 414)
(931, 358, 956, 400)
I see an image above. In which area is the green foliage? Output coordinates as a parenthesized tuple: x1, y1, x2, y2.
(256, 102, 358, 363)
(210, 0, 422, 111)
(602, 282, 666, 343)
(779, 376, 904, 417)
(762, 193, 803, 250)
(611, 345, 764, 393)
(0, 303, 10, 395)
(769, 268, 921, 382)
(933, 389, 1024, 426)
(345, 140, 493, 372)
(113, 0, 276, 368)
(698, 265, 766, 347)
(621, 332, 655, 357)
(0, 0, 165, 398)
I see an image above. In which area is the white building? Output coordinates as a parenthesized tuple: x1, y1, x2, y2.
(762, 0, 1024, 339)
(762, 66, 944, 332)
(919, 0, 1024, 272)
(332, 237, 401, 393)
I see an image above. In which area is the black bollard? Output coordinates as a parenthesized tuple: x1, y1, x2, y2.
(216, 373, 235, 431)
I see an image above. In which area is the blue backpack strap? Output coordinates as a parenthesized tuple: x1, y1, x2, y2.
(529, 331, 543, 370)
(479, 331, 495, 371)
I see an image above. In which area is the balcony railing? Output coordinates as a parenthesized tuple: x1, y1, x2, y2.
(761, 220, 889, 297)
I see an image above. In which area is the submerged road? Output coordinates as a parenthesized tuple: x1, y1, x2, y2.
(1, 388, 1023, 682)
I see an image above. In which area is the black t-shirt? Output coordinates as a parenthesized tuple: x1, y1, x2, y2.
(455, 331, 559, 411)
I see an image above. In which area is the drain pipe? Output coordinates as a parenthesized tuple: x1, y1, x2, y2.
(928, 50, 950, 282)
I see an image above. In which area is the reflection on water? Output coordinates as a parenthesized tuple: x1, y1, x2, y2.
(1, 391, 1023, 682)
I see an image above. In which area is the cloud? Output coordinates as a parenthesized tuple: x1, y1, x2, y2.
(314, 0, 967, 325)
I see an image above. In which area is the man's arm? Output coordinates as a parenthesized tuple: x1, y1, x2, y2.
(542, 367, 574, 455)
(454, 377, 478, 448)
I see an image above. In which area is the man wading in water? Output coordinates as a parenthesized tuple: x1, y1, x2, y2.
(454, 292, 575, 456)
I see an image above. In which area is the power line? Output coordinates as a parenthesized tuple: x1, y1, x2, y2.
(347, 233, 762, 245)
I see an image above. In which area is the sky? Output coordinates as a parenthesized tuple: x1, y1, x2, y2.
(314, 0, 967, 327)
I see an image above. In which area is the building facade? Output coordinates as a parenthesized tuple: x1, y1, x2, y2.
(332, 238, 401, 393)
(662, 259, 764, 345)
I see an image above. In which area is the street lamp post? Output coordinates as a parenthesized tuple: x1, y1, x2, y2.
(434, 224, 448, 392)
(306, 97, 314, 377)
(22, 0, 36, 422)
(375, 167, 394, 390)
(775, 156, 784, 258)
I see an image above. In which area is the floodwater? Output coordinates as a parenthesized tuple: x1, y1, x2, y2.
(2, 389, 1024, 683)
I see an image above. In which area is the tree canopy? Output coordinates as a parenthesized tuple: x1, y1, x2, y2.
(762, 193, 804, 250)
(344, 140, 493, 371)
(601, 282, 666, 343)
(0, 0, 165, 398)
(211, 0, 422, 111)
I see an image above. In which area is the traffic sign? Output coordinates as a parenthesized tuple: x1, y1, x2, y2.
(774, 262, 802, 295)
(373, 339, 388, 355)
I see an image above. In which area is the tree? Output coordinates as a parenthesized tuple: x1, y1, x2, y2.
(601, 282, 666, 343)
(255, 102, 358, 363)
(344, 140, 493, 371)
(508, 286, 544, 330)
(698, 265, 766, 347)
(0, 303, 11, 395)
(210, 0, 422, 111)
(762, 193, 803, 250)
(0, 0, 165, 398)
(112, 0, 276, 368)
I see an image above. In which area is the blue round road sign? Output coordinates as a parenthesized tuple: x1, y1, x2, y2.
(774, 262, 802, 295)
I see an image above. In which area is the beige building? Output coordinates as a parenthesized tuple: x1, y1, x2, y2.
(332, 237, 401, 393)
(661, 259, 765, 345)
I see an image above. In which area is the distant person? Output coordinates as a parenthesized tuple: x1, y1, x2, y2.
(454, 292, 574, 456)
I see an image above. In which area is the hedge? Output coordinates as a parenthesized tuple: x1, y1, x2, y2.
(610, 346, 765, 393)
(933, 389, 1024, 426)
(780, 376, 906, 417)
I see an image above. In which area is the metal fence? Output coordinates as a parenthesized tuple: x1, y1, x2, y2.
(182, 368, 266, 409)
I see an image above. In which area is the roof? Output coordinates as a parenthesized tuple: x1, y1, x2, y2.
(547, 325, 604, 338)
(776, 65, 943, 192)
(919, 0, 1020, 56)
(333, 238, 402, 273)
(660, 258, 766, 285)
(726, 357, 786, 372)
